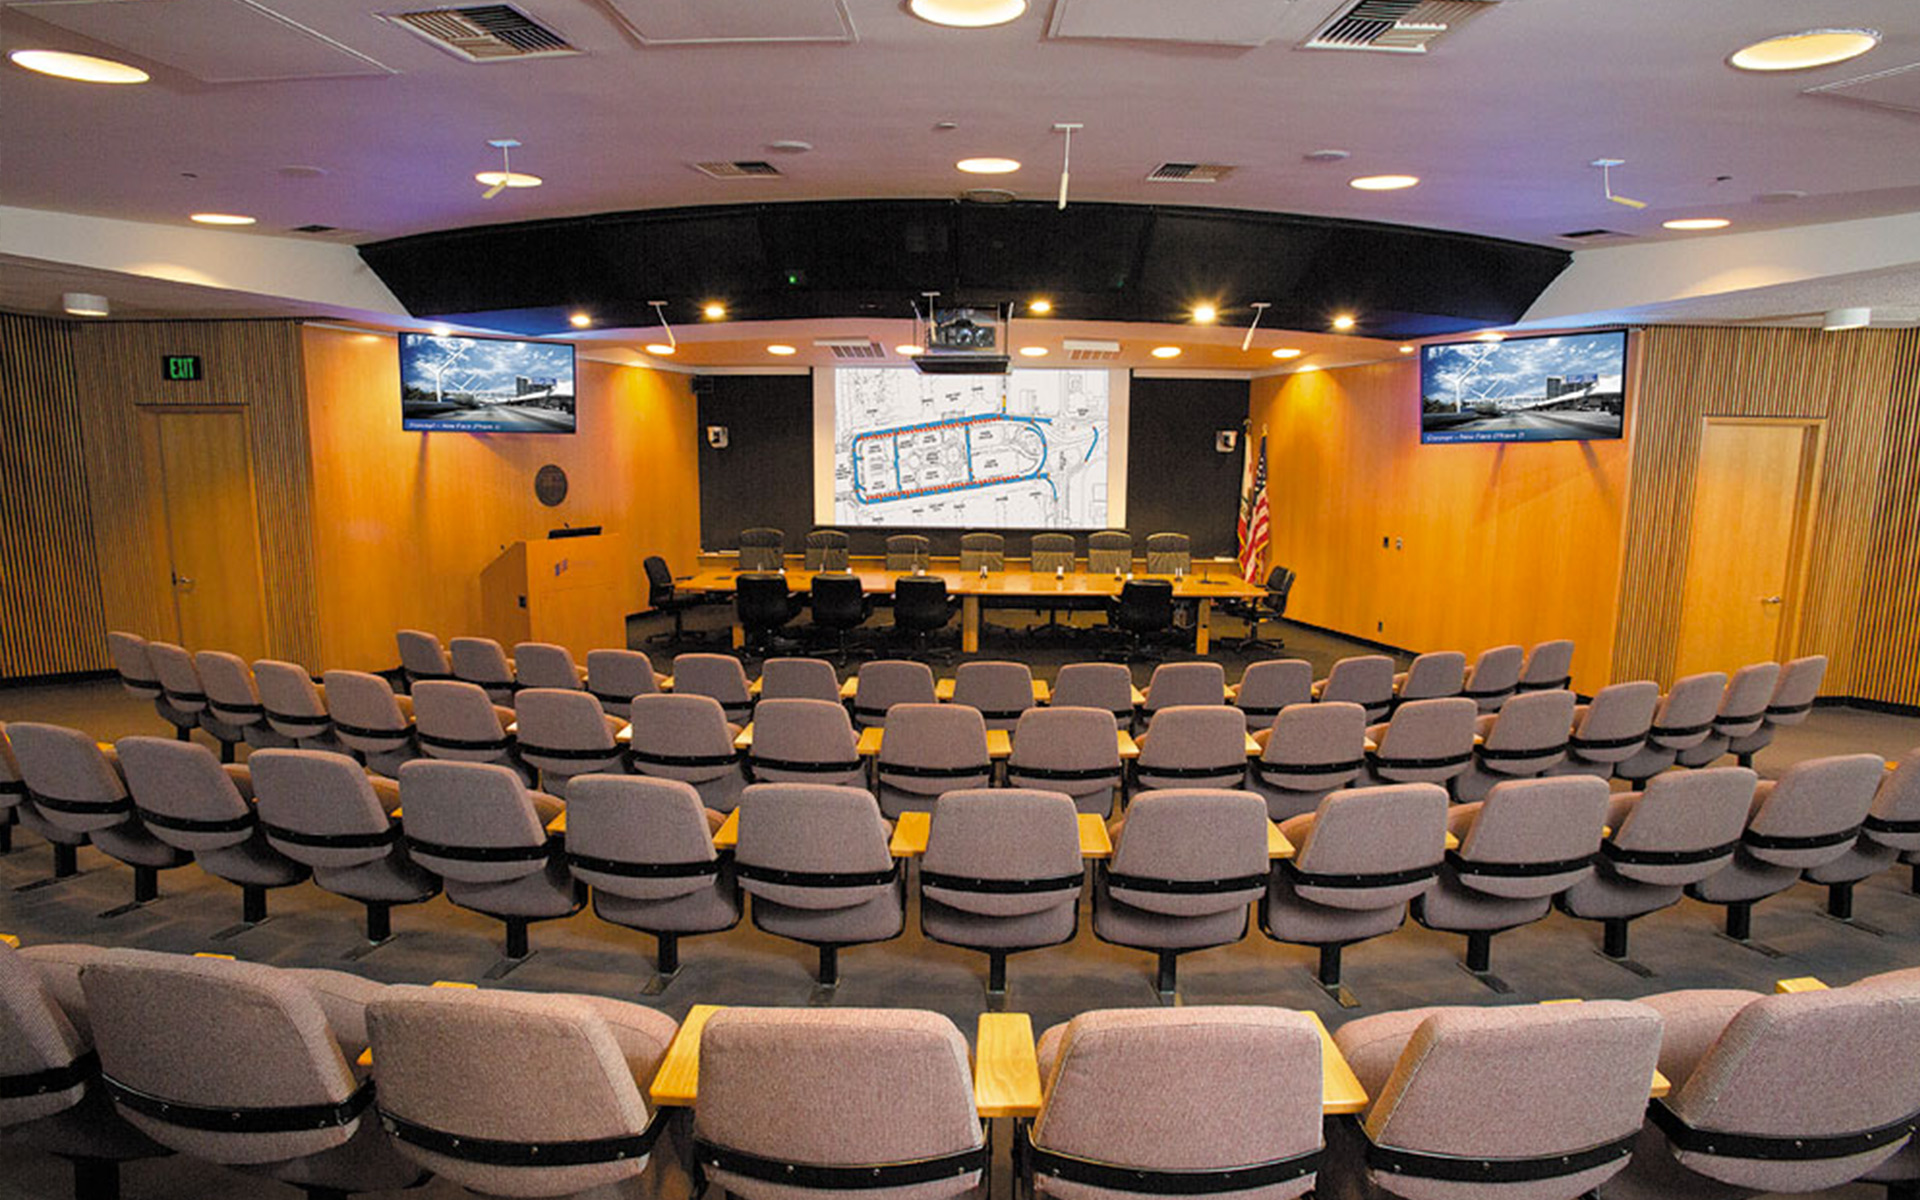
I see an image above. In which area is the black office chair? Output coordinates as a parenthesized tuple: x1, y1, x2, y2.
(1217, 565, 1295, 654)
(641, 555, 709, 646)
(892, 575, 959, 662)
(735, 572, 803, 658)
(1105, 578, 1175, 660)
(809, 572, 874, 664)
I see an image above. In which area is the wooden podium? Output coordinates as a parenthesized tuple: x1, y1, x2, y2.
(479, 535, 621, 659)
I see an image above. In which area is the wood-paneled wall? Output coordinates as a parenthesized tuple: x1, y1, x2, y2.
(0, 314, 107, 676)
(1613, 326, 1920, 704)
(302, 327, 701, 672)
(1248, 360, 1631, 695)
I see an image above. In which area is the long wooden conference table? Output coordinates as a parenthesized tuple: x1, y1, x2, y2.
(682, 564, 1267, 655)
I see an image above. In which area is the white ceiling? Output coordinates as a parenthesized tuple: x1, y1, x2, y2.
(3, 0, 1918, 253)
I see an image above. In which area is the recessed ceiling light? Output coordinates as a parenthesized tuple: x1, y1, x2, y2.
(62, 292, 109, 317)
(190, 212, 256, 226)
(645, 342, 675, 355)
(1331, 315, 1356, 331)
(569, 313, 592, 329)
(1822, 307, 1871, 331)
(8, 49, 148, 84)
(909, 0, 1026, 29)
(1474, 331, 1506, 343)
(1028, 298, 1052, 314)
(1018, 346, 1048, 357)
(1192, 304, 1218, 324)
(1349, 175, 1420, 191)
(1729, 28, 1879, 72)
(896, 344, 923, 356)
(1297, 364, 1319, 373)
(474, 170, 542, 190)
(702, 302, 727, 319)
(1150, 346, 1181, 359)
(1663, 217, 1732, 231)
(1398, 345, 1415, 354)
(957, 157, 1020, 175)
(1271, 348, 1302, 360)
(430, 324, 452, 337)
(767, 344, 798, 356)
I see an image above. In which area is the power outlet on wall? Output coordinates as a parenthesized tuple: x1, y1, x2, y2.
(1382, 536, 1389, 548)
(1377, 620, 1384, 632)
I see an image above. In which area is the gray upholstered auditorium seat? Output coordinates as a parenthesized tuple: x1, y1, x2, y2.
(252, 659, 342, 750)
(366, 983, 682, 1197)
(804, 528, 850, 571)
(1557, 767, 1757, 970)
(195, 649, 293, 752)
(670, 652, 754, 723)
(1460, 643, 1525, 712)
(1249, 701, 1368, 821)
(1518, 638, 1576, 692)
(564, 774, 738, 990)
(410, 679, 531, 783)
(1359, 697, 1478, 788)
(7, 723, 191, 915)
(511, 687, 625, 798)
(148, 641, 246, 760)
(1598, 985, 1920, 1199)
(1725, 653, 1826, 768)
(1134, 705, 1251, 793)
(78, 949, 421, 1196)
(1314, 654, 1395, 721)
(249, 748, 440, 954)
(884, 533, 930, 572)
(319, 669, 420, 777)
(0, 722, 24, 857)
(449, 635, 518, 703)
(1262, 783, 1447, 1005)
(1685, 752, 1888, 943)
(394, 628, 452, 690)
(1087, 530, 1133, 575)
(0, 940, 168, 1199)
(1848, 968, 1920, 1200)
(512, 640, 586, 690)
(747, 697, 865, 788)
(1551, 680, 1659, 778)
(1673, 661, 1781, 769)
(959, 531, 1005, 572)
(693, 1008, 984, 1199)
(1027, 1008, 1324, 1200)
(626, 692, 747, 813)
(950, 659, 1036, 730)
(107, 631, 195, 737)
(1231, 658, 1313, 731)
(1335, 1000, 1663, 1200)
(1391, 651, 1466, 705)
(1412, 774, 1608, 990)
(1452, 687, 1578, 801)
(1007, 706, 1124, 817)
(584, 648, 665, 718)
(757, 656, 841, 703)
(1144, 531, 1190, 575)
(733, 783, 905, 992)
(919, 787, 1083, 996)
(115, 735, 309, 935)
(1092, 788, 1268, 1001)
(399, 759, 580, 976)
(1050, 661, 1135, 727)
(875, 703, 993, 818)
(1142, 660, 1227, 717)
(1804, 750, 1920, 922)
(848, 658, 937, 729)
(737, 526, 786, 571)
(1613, 671, 1727, 785)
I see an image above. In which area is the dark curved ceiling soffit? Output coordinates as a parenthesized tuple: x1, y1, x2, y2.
(356, 200, 1571, 341)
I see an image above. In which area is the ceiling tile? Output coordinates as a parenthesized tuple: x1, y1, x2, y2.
(601, 0, 854, 45)
(10, 0, 394, 81)
(1046, 0, 1304, 47)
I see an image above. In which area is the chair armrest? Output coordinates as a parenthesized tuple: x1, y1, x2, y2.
(1775, 976, 1829, 993)
(974, 1013, 1043, 1118)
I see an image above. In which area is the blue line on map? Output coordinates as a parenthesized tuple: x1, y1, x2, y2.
(1084, 427, 1099, 462)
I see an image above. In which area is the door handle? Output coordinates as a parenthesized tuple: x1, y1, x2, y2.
(173, 573, 195, 593)
(1760, 595, 1782, 605)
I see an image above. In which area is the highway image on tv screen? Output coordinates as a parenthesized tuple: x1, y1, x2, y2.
(1420, 330, 1626, 444)
(400, 333, 577, 433)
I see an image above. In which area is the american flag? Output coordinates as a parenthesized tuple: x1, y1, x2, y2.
(1237, 432, 1269, 584)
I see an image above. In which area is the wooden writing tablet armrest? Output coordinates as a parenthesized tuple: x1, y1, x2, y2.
(889, 811, 932, 858)
(0, 934, 18, 949)
(748, 678, 763, 696)
(1077, 813, 1113, 858)
(974, 1013, 1042, 1119)
(1269, 823, 1296, 860)
(1303, 1011, 1368, 1115)
(840, 678, 859, 700)
(546, 812, 567, 835)
(1117, 730, 1140, 759)
(649, 1004, 724, 1108)
(712, 809, 740, 851)
(733, 723, 754, 751)
(856, 727, 885, 757)
(1244, 732, 1263, 757)
(935, 679, 956, 701)
(1775, 976, 1830, 993)
(1130, 686, 1146, 707)
(658, 676, 673, 692)
(986, 730, 1013, 759)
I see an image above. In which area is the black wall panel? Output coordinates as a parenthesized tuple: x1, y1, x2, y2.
(1124, 377, 1249, 559)
(697, 374, 815, 553)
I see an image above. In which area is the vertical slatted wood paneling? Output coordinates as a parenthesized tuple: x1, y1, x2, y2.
(1854, 328, 1920, 706)
(67, 320, 319, 667)
(0, 314, 109, 677)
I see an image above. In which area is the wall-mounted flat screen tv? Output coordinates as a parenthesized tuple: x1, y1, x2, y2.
(400, 332, 577, 434)
(1420, 330, 1626, 444)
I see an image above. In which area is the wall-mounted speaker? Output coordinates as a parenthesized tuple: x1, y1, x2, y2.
(706, 425, 730, 449)
(1215, 430, 1239, 453)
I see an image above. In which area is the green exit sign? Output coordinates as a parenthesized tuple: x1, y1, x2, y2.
(163, 355, 202, 382)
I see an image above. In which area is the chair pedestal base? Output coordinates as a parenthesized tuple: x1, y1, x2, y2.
(640, 934, 681, 995)
(1315, 944, 1361, 1008)
(1814, 885, 1885, 937)
(343, 903, 396, 960)
(1716, 902, 1785, 957)
(1595, 918, 1658, 977)
(97, 866, 161, 919)
(212, 885, 273, 941)
(1153, 951, 1184, 1006)
(17, 843, 94, 892)
(68, 1156, 120, 1200)
(1459, 930, 1513, 993)
(482, 919, 535, 979)
(0, 814, 12, 855)
(806, 946, 841, 1005)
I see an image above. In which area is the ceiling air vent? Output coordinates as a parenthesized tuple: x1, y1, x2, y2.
(1147, 163, 1236, 184)
(1303, 0, 1500, 54)
(693, 161, 784, 179)
(290, 224, 340, 234)
(1063, 338, 1121, 362)
(1558, 228, 1625, 241)
(814, 338, 886, 360)
(382, 5, 577, 62)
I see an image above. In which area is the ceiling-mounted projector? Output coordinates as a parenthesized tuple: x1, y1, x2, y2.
(913, 302, 1011, 374)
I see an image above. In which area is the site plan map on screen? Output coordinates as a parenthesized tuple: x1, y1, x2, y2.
(832, 367, 1110, 529)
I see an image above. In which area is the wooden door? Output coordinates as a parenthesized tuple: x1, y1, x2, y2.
(150, 409, 269, 662)
(1674, 419, 1822, 677)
